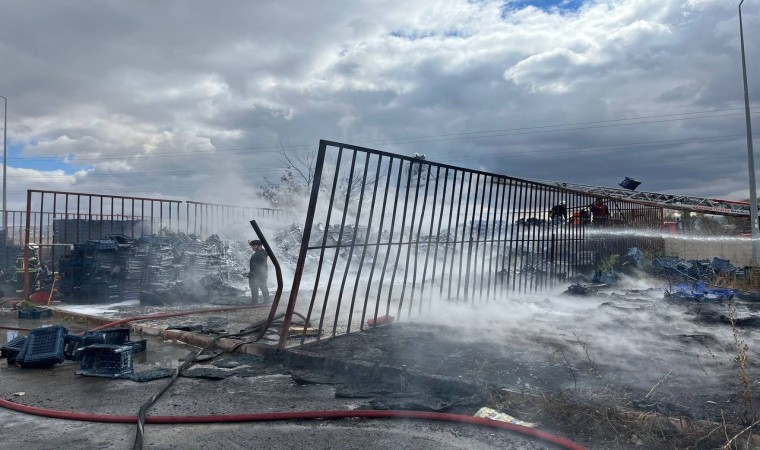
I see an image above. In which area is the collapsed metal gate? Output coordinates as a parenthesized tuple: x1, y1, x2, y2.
(279, 140, 663, 347)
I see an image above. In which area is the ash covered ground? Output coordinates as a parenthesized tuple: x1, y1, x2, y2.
(295, 276, 760, 448)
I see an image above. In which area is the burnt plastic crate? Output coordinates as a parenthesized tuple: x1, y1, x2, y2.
(619, 177, 641, 191)
(126, 339, 147, 354)
(84, 328, 130, 345)
(77, 344, 134, 378)
(63, 335, 86, 361)
(17, 325, 68, 368)
(18, 309, 53, 320)
(1, 335, 27, 364)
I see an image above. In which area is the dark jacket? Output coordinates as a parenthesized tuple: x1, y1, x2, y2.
(550, 204, 567, 220)
(249, 250, 268, 278)
(590, 202, 609, 218)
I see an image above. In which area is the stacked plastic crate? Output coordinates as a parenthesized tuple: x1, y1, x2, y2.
(122, 242, 147, 302)
(79, 240, 121, 302)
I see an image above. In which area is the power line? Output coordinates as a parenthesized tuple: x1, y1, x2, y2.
(444, 134, 746, 161)
(4, 133, 753, 180)
(6, 107, 758, 164)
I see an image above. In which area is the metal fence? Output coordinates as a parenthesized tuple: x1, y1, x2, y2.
(278, 140, 664, 347)
(15, 189, 282, 293)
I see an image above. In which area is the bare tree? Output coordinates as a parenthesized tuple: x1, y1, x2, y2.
(258, 143, 317, 208)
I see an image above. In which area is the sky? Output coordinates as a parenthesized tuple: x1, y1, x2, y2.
(0, 0, 758, 212)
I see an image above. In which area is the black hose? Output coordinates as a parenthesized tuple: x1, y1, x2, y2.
(133, 311, 312, 449)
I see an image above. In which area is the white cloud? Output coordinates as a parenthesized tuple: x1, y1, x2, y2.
(0, 0, 757, 207)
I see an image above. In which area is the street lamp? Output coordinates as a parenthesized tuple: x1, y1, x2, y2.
(739, 0, 759, 264)
(0, 95, 5, 265)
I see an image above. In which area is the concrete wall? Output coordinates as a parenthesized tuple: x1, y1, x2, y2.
(663, 236, 753, 266)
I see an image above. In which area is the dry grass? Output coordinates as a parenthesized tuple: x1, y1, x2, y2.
(486, 326, 760, 449)
(714, 269, 760, 292)
(487, 386, 760, 449)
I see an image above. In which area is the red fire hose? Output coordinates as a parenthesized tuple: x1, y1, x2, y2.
(0, 398, 586, 450)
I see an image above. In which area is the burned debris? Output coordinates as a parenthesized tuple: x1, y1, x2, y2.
(56, 232, 251, 305)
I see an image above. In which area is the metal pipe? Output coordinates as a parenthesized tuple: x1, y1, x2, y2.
(249, 220, 284, 342)
(281, 141, 328, 349)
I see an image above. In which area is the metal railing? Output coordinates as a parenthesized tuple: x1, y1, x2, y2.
(278, 140, 664, 347)
(18, 189, 282, 295)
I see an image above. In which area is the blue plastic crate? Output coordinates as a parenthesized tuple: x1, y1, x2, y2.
(63, 335, 86, 361)
(126, 339, 147, 354)
(17, 325, 68, 368)
(77, 344, 134, 378)
(85, 328, 130, 345)
(1, 335, 27, 364)
(85, 240, 118, 251)
(18, 308, 53, 320)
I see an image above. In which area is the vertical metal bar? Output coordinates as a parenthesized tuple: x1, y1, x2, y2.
(39, 194, 44, 246)
(129, 199, 133, 237)
(529, 184, 542, 292)
(456, 172, 473, 301)
(429, 167, 448, 293)
(76, 195, 82, 242)
(356, 154, 384, 331)
(530, 183, 542, 292)
(99, 196, 104, 239)
(464, 173, 481, 301)
(407, 163, 432, 315)
(478, 175, 493, 298)
(321, 149, 357, 338)
(298, 145, 344, 344)
(486, 177, 501, 299)
(110, 197, 115, 237)
(398, 160, 426, 318)
(140, 200, 145, 235)
(420, 165, 442, 310)
(503, 178, 515, 293)
(495, 180, 507, 295)
(385, 159, 414, 317)
(64, 194, 69, 244)
(23, 190, 32, 297)
(281, 141, 328, 349)
(363, 157, 394, 330)
(336, 151, 369, 334)
(515, 182, 528, 293)
(374, 160, 404, 323)
(51, 194, 57, 273)
(543, 188, 551, 289)
(447, 171, 465, 299)
(84, 195, 91, 240)
(150, 200, 154, 235)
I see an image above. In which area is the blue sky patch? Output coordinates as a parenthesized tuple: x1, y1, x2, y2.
(6, 141, 79, 173)
(389, 29, 466, 40)
(389, 30, 436, 41)
(502, 0, 585, 17)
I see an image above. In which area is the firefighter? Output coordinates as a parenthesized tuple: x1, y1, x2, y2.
(590, 198, 609, 227)
(549, 200, 568, 224)
(247, 240, 270, 304)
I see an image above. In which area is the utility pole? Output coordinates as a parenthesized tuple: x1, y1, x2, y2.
(0, 95, 6, 268)
(739, 0, 759, 264)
